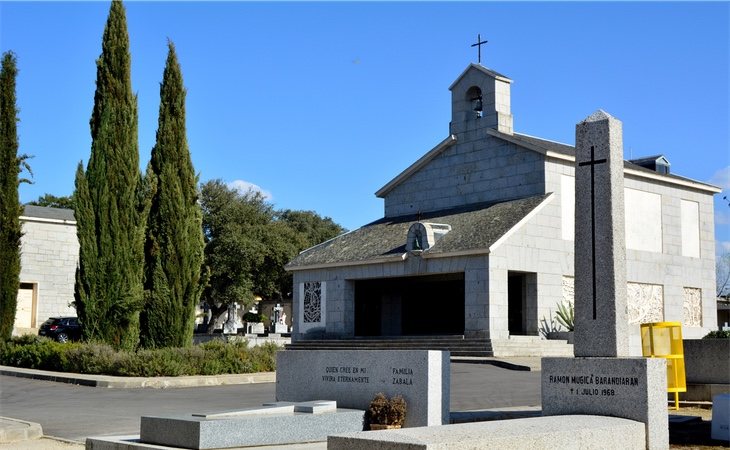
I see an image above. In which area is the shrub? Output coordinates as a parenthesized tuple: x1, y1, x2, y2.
(367, 393, 407, 427)
(0, 338, 279, 376)
(242, 312, 268, 323)
(702, 330, 730, 339)
(62, 343, 123, 374)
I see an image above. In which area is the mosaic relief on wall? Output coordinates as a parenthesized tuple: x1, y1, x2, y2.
(627, 282, 664, 325)
(562, 276, 575, 305)
(303, 281, 323, 323)
(682, 287, 702, 327)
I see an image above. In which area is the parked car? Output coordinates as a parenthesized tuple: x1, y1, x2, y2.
(38, 317, 81, 343)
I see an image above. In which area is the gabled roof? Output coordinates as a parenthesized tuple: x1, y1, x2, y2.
(375, 135, 457, 198)
(286, 194, 552, 271)
(376, 126, 719, 201)
(21, 205, 76, 223)
(448, 63, 512, 90)
(487, 129, 721, 193)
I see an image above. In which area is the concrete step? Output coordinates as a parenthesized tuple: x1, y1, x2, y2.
(491, 337, 573, 357)
(285, 336, 493, 357)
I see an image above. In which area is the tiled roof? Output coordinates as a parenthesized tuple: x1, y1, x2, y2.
(21, 205, 76, 222)
(494, 131, 719, 191)
(286, 194, 551, 270)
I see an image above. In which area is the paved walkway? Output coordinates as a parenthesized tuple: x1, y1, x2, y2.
(0, 358, 542, 449)
(0, 356, 538, 390)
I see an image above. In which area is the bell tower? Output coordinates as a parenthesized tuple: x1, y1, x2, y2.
(449, 63, 513, 136)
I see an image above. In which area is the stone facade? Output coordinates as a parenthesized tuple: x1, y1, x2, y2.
(287, 63, 720, 354)
(14, 206, 78, 335)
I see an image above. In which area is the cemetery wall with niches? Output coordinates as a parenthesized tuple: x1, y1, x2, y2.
(545, 157, 717, 340)
(291, 254, 490, 340)
(20, 218, 79, 325)
(382, 135, 544, 218)
(622, 174, 717, 338)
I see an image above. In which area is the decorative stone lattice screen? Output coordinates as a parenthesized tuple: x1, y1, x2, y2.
(682, 287, 702, 327)
(562, 276, 575, 305)
(627, 282, 664, 324)
(303, 281, 323, 323)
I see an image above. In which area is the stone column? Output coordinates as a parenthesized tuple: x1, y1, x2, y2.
(573, 109, 629, 357)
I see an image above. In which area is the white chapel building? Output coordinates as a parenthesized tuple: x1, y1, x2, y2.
(285, 63, 720, 356)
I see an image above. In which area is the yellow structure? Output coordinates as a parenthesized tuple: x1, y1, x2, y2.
(640, 321, 686, 410)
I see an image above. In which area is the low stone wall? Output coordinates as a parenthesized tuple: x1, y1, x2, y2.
(328, 415, 645, 450)
(683, 339, 730, 384)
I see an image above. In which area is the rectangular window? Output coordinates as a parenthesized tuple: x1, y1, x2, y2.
(625, 188, 662, 253)
(299, 281, 326, 332)
(680, 200, 700, 258)
(561, 175, 575, 241)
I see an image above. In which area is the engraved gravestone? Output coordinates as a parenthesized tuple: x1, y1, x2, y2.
(276, 350, 449, 427)
(542, 111, 668, 449)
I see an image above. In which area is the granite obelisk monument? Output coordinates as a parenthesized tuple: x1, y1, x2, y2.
(542, 111, 668, 449)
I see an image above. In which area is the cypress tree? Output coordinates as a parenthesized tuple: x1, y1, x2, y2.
(140, 42, 204, 348)
(0, 51, 24, 340)
(74, 0, 145, 350)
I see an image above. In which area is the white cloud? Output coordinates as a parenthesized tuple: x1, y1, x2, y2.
(227, 179, 273, 201)
(709, 166, 730, 190)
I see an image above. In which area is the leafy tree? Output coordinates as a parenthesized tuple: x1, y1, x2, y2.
(718, 251, 730, 299)
(274, 209, 345, 297)
(0, 51, 32, 340)
(74, 0, 147, 350)
(200, 180, 273, 330)
(139, 42, 205, 349)
(278, 209, 345, 249)
(27, 193, 74, 210)
(199, 180, 345, 331)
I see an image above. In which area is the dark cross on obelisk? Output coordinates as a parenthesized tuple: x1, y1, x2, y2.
(471, 34, 488, 64)
(578, 145, 606, 320)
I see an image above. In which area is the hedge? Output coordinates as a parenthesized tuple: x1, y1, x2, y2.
(0, 336, 278, 376)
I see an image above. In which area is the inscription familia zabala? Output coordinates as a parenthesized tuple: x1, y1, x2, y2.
(548, 374, 640, 397)
(321, 366, 414, 386)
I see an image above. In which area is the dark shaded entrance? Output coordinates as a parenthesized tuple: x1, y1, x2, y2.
(354, 273, 465, 336)
(508, 271, 538, 335)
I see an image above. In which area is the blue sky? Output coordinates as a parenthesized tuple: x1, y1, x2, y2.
(1, 1, 728, 251)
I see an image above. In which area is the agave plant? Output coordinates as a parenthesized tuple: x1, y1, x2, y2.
(555, 300, 575, 331)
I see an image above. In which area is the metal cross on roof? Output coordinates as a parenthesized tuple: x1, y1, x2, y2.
(471, 34, 488, 64)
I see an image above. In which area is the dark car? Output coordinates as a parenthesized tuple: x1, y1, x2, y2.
(39, 317, 81, 343)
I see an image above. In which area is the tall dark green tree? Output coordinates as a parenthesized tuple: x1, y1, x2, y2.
(0, 51, 31, 340)
(139, 42, 205, 349)
(74, 0, 146, 350)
